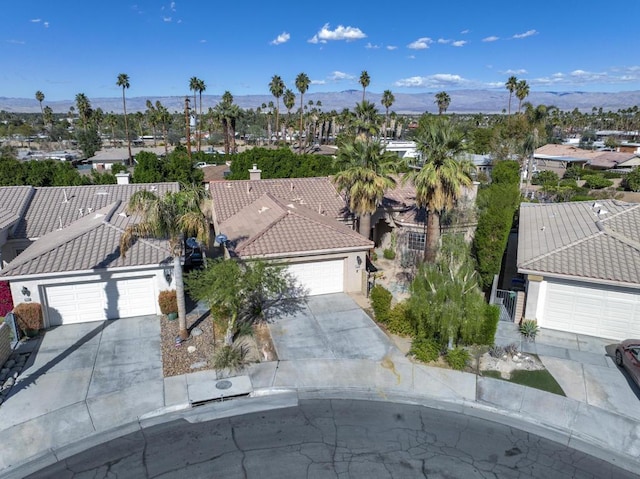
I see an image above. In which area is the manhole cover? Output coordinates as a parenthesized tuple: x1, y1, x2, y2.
(215, 380, 232, 390)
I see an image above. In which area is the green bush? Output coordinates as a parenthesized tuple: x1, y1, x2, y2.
(531, 170, 559, 186)
(559, 178, 578, 188)
(385, 301, 414, 336)
(383, 248, 396, 260)
(602, 171, 623, 179)
(519, 320, 539, 341)
(410, 338, 441, 363)
(478, 304, 500, 345)
(445, 347, 470, 370)
(623, 168, 640, 192)
(370, 285, 392, 324)
(570, 194, 594, 202)
(583, 175, 613, 189)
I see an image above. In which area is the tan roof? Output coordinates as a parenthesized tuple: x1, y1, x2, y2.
(1, 203, 171, 278)
(210, 177, 348, 224)
(88, 147, 171, 162)
(535, 144, 600, 160)
(534, 144, 637, 168)
(517, 200, 640, 287)
(220, 193, 372, 258)
(201, 164, 230, 182)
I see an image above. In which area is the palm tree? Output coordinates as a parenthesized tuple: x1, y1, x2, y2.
(402, 117, 474, 262)
(269, 75, 285, 144)
(214, 91, 240, 155)
(516, 79, 530, 114)
(116, 73, 133, 165)
(505, 76, 518, 116)
(295, 73, 310, 152)
(120, 187, 210, 340)
(197, 79, 206, 151)
(189, 77, 206, 152)
(43, 106, 53, 133)
(35, 90, 45, 125)
(156, 101, 171, 155)
(359, 71, 370, 103)
(353, 100, 380, 139)
(381, 90, 395, 141)
(145, 100, 158, 147)
(434, 91, 451, 115)
(333, 138, 397, 238)
(105, 113, 118, 147)
(283, 88, 295, 139)
(75, 93, 92, 129)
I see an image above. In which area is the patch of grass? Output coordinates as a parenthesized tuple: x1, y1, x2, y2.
(483, 369, 565, 396)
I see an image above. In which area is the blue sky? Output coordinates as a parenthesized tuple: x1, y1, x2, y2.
(2, 0, 639, 101)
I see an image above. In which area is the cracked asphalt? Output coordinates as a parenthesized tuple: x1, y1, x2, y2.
(26, 399, 637, 479)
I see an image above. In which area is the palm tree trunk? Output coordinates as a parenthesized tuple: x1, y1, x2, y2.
(359, 213, 372, 239)
(174, 255, 189, 340)
(224, 312, 237, 346)
(424, 210, 440, 263)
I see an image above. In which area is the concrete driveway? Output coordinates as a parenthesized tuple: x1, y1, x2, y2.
(0, 315, 163, 469)
(268, 293, 403, 361)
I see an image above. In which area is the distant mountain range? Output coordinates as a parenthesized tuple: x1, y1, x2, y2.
(1, 89, 639, 115)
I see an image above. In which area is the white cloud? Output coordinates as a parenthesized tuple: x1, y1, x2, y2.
(328, 71, 355, 81)
(30, 18, 41, 23)
(170, 1, 176, 11)
(311, 79, 325, 85)
(199, 39, 207, 43)
(308, 24, 366, 44)
(460, 29, 470, 34)
(513, 29, 538, 39)
(7, 39, 25, 44)
(43, 21, 49, 28)
(502, 69, 528, 75)
(437, 38, 450, 44)
(528, 67, 640, 87)
(270, 32, 290, 45)
(395, 73, 468, 88)
(163, 16, 172, 22)
(407, 37, 433, 50)
(482, 36, 499, 42)
(452, 40, 466, 47)
(365, 42, 380, 49)
(386, 45, 397, 51)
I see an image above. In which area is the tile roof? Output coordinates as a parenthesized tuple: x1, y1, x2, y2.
(220, 193, 372, 258)
(210, 177, 348, 224)
(517, 200, 640, 286)
(534, 144, 637, 168)
(0, 186, 33, 230)
(11, 182, 179, 240)
(0, 203, 172, 278)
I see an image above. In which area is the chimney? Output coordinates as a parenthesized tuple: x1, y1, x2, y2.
(116, 172, 131, 185)
(249, 164, 261, 181)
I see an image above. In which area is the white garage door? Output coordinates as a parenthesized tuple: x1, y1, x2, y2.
(45, 277, 157, 326)
(543, 280, 640, 340)
(287, 260, 344, 296)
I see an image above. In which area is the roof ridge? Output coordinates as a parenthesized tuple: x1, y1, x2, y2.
(234, 208, 289, 254)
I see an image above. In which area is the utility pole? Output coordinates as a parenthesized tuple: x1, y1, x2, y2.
(184, 96, 191, 160)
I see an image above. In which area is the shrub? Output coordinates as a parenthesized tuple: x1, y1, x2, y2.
(13, 302, 43, 331)
(158, 290, 178, 314)
(478, 305, 500, 345)
(410, 338, 441, 363)
(531, 170, 559, 186)
(385, 301, 414, 336)
(504, 343, 519, 356)
(623, 168, 640, 192)
(519, 319, 539, 341)
(0, 281, 14, 317)
(213, 343, 250, 373)
(370, 285, 392, 324)
(383, 248, 396, 260)
(488, 345, 505, 358)
(583, 175, 613, 189)
(445, 347, 470, 370)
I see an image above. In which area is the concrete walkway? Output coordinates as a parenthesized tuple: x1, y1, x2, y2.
(3, 298, 640, 477)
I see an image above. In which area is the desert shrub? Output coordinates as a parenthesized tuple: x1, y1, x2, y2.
(504, 343, 519, 356)
(559, 178, 578, 188)
(519, 320, 539, 341)
(213, 342, 250, 373)
(158, 290, 178, 314)
(488, 345, 505, 358)
(13, 302, 43, 331)
(370, 285, 392, 324)
(478, 304, 500, 345)
(583, 175, 613, 189)
(385, 301, 414, 336)
(445, 347, 470, 370)
(383, 248, 396, 260)
(410, 338, 441, 363)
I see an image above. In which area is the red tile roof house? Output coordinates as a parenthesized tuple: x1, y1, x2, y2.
(0, 178, 180, 326)
(517, 199, 640, 340)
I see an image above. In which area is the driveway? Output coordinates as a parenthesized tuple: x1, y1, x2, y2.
(0, 315, 163, 470)
(268, 293, 403, 361)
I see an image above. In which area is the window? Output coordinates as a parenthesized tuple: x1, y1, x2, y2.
(407, 231, 425, 251)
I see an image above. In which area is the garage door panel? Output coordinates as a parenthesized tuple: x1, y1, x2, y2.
(544, 280, 640, 340)
(287, 260, 344, 296)
(45, 277, 157, 325)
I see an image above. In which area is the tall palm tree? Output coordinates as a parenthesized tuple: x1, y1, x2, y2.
(120, 187, 210, 341)
(359, 71, 370, 103)
(35, 90, 45, 125)
(116, 73, 133, 165)
(269, 75, 285, 144)
(333, 138, 397, 238)
(505, 76, 518, 116)
(295, 72, 310, 152)
(516, 79, 530, 114)
(353, 100, 380, 139)
(381, 89, 395, 141)
(434, 91, 451, 115)
(197, 79, 206, 151)
(43, 106, 53, 133)
(283, 88, 295, 139)
(145, 100, 158, 147)
(214, 91, 240, 155)
(105, 113, 118, 147)
(402, 117, 474, 262)
(189, 77, 200, 151)
(75, 93, 92, 129)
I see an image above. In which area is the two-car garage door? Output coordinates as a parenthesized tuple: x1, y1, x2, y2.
(543, 279, 640, 340)
(44, 277, 157, 326)
(287, 259, 344, 296)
